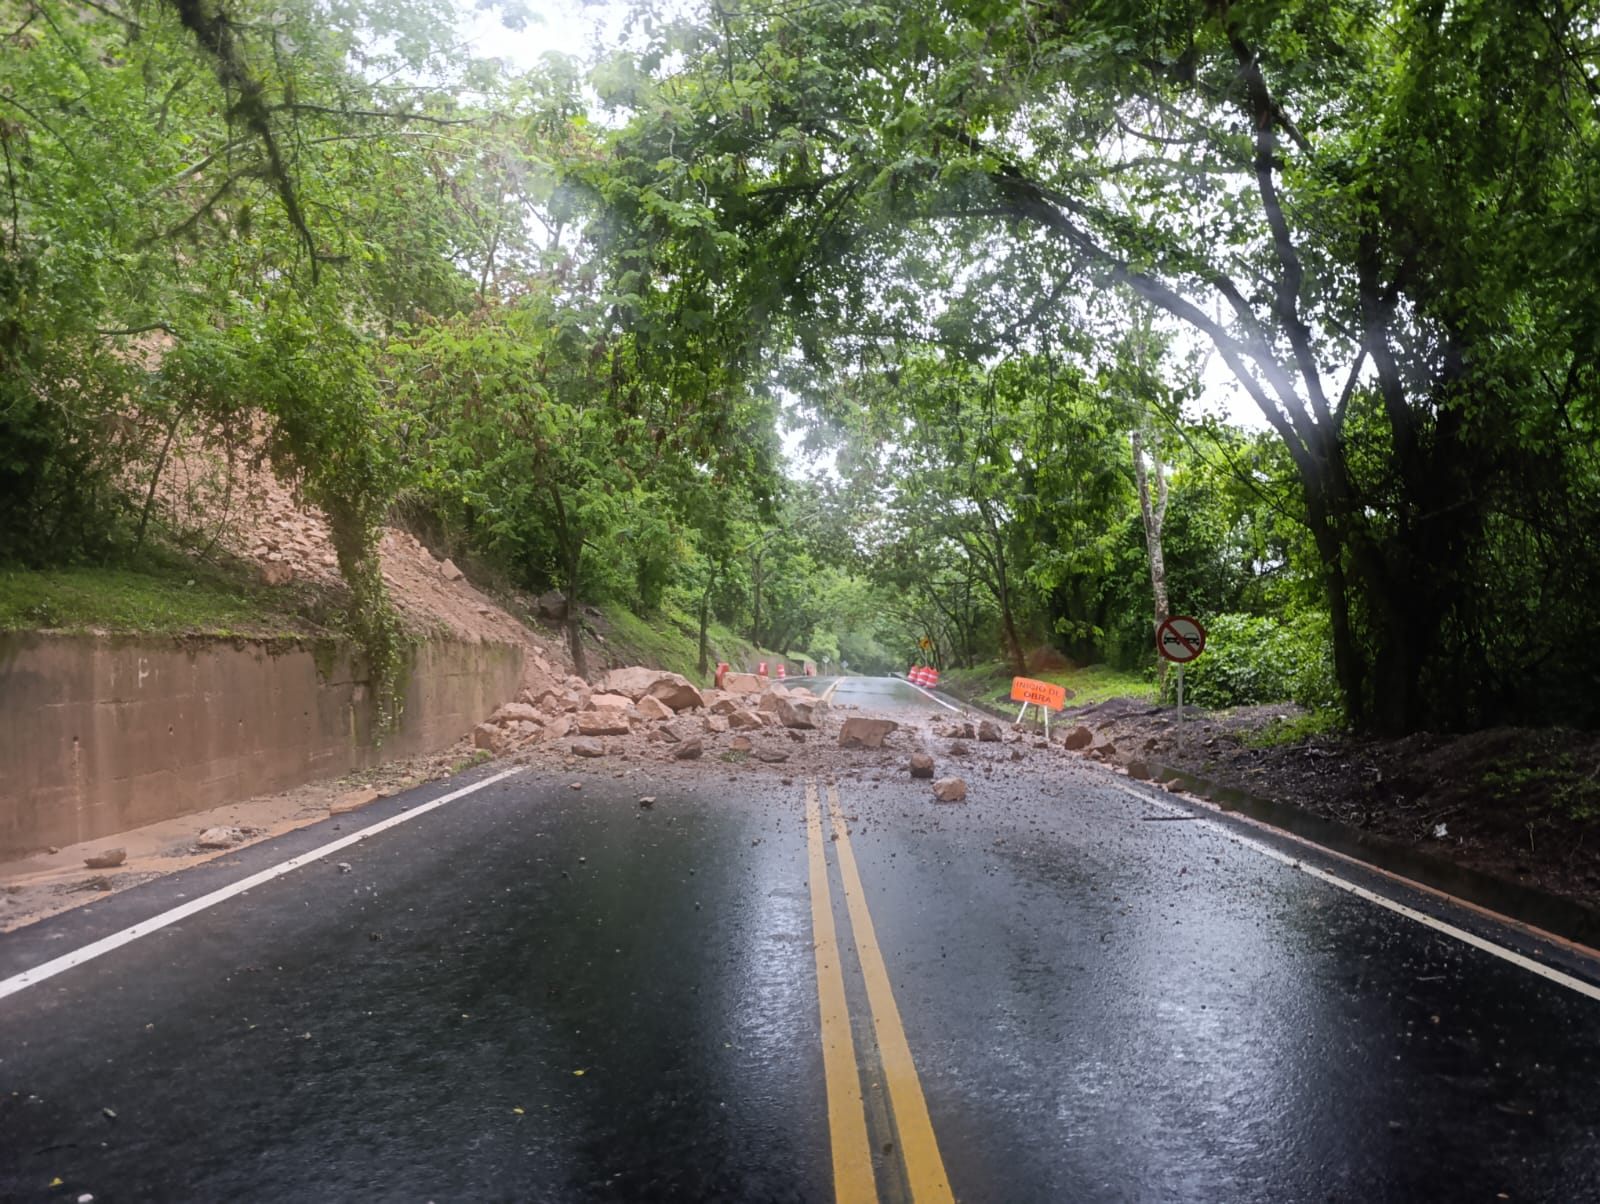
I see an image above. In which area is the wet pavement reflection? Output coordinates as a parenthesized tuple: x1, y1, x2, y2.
(2, 683, 1598, 1202)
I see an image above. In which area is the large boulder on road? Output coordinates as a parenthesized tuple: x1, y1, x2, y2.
(635, 695, 674, 721)
(838, 717, 898, 749)
(776, 696, 827, 730)
(597, 667, 704, 712)
(577, 708, 631, 737)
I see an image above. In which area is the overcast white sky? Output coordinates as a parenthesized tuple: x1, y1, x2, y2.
(456, 0, 620, 66)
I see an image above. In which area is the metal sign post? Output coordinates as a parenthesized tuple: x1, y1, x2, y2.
(1156, 615, 1207, 723)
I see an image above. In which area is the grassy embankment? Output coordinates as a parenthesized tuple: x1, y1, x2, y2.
(0, 561, 315, 637)
(939, 659, 1158, 712)
(1, 560, 797, 691)
(596, 603, 796, 688)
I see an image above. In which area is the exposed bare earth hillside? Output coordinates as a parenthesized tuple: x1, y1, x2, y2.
(153, 438, 573, 695)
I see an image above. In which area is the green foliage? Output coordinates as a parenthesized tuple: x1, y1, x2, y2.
(603, 0, 1600, 733)
(1242, 710, 1348, 750)
(1179, 613, 1339, 712)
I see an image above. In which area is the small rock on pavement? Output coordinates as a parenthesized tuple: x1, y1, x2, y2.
(932, 777, 968, 803)
(976, 719, 1001, 742)
(909, 752, 935, 779)
(1125, 760, 1153, 780)
(84, 848, 126, 869)
(571, 738, 606, 758)
(730, 735, 754, 752)
(673, 738, 704, 760)
(330, 788, 379, 816)
(196, 825, 246, 849)
(948, 740, 971, 756)
(755, 748, 791, 763)
(638, 796, 656, 807)
(839, 717, 899, 749)
(1062, 725, 1095, 751)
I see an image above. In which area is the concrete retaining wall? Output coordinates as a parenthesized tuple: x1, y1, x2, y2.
(0, 633, 523, 857)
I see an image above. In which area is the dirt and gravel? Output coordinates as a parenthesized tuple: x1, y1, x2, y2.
(1015, 696, 1600, 918)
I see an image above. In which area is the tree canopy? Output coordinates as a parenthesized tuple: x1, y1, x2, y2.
(6, 0, 1599, 734)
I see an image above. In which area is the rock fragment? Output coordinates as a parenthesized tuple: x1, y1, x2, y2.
(977, 720, 1002, 743)
(909, 753, 936, 779)
(196, 826, 246, 849)
(932, 777, 968, 803)
(1063, 725, 1095, 751)
(673, 738, 705, 760)
(839, 717, 899, 749)
(635, 695, 674, 722)
(84, 848, 127, 869)
(576, 708, 631, 737)
(570, 738, 606, 758)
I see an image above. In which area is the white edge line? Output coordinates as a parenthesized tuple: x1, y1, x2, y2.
(0, 767, 523, 1003)
(1106, 780, 1600, 1003)
(898, 675, 963, 714)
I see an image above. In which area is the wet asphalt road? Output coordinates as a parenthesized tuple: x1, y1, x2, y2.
(3, 677, 1600, 1202)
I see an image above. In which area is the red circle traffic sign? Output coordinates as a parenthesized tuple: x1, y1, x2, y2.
(1157, 615, 1207, 663)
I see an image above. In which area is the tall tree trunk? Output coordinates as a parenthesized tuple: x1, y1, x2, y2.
(750, 550, 764, 650)
(980, 507, 1027, 677)
(697, 560, 719, 677)
(1132, 426, 1171, 697)
(550, 483, 587, 680)
(564, 573, 586, 681)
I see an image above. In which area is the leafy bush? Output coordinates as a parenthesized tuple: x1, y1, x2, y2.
(1179, 611, 1338, 710)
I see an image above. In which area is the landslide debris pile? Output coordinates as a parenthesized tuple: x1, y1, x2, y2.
(474, 668, 833, 767)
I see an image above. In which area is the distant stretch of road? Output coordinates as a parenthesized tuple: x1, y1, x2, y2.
(3, 677, 1598, 1201)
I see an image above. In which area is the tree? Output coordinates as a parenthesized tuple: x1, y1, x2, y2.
(602, 0, 1600, 732)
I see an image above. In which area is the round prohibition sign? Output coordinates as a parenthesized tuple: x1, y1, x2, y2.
(1157, 615, 1207, 663)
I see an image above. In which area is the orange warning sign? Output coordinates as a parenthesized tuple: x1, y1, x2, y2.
(1010, 677, 1067, 711)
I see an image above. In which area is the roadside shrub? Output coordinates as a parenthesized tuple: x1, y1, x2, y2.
(1179, 611, 1337, 710)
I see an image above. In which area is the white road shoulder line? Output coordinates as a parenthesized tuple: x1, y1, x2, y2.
(900, 676, 963, 714)
(0, 767, 523, 1004)
(1107, 780, 1600, 1002)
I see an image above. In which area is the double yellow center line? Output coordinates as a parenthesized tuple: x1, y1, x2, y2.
(805, 778, 954, 1203)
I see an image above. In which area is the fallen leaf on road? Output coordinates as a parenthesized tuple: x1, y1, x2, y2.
(573, 1069, 586, 1077)
(513, 1107, 525, 1115)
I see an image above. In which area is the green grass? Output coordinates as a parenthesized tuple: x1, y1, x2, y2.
(941, 659, 1157, 709)
(1241, 708, 1346, 748)
(596, 602, 794, 687)
(0, 563, 309, 637)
